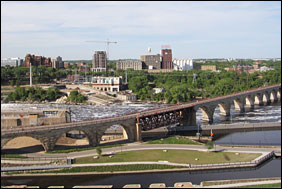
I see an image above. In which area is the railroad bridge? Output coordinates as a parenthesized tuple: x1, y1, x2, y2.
(1, 84, 281, 152)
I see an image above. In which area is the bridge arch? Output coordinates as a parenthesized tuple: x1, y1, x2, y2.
(233, 98, 245, 113)
(1, 136, 45, 152)
(245, 95, 255, 110)
(197, 105, 216, 124)
(254, 93, 264, 106)
(54, 128, 92, 150)
(263, 91, 271, 105)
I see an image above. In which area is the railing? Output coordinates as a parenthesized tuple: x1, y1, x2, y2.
(1, 156, 68, 167)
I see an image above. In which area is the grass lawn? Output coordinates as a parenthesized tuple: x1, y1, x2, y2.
(46, 144, 121, 154)
(1, 154, 27, 159)
(147, 136, 201, 145)
(75, 149, 261, 165)
(236, 183, 281, 188)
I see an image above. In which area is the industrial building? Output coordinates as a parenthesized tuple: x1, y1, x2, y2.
(1, 109, 71, 127)
(116, 60, 143, 70)
(161, 48, 173, 69)
(173, 59, 193, 71)
(140, 54, 161, 69)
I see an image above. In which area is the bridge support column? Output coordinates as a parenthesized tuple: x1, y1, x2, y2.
(255, 94, 264, 106)
(245, 96, 255, 110)
(278, 90, 281, 101)
(179, 108, 197, 126)
(200, 106, 216, 124)
(40, 137, 57, 152)
(121, 119, 140, 142)
(1, 138, 12, 149)
(135, 123, 142, 142)
(234, 98, 245, 113)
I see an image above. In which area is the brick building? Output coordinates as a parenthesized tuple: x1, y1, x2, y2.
(23, 54, 52, 67)
(161, 49, 173, 69)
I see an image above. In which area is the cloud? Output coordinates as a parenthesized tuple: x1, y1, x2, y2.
(1, 1, 281, 59)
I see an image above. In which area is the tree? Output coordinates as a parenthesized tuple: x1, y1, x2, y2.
(205, 141, 214, 151)
(96, 146, 102, 157)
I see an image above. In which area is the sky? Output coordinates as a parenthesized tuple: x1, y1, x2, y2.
(1, 1, 281, 60)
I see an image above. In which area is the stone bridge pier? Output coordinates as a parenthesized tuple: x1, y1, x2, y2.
(245, 95, 255, 110)
(179, 108, 197, 126)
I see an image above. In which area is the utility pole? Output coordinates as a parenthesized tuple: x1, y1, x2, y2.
(193, 73, 197, 84)
(30, 63, 32, 87)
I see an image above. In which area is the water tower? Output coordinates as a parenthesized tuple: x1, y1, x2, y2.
(148, 47, 151, 55)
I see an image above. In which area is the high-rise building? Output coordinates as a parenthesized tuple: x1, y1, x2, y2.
(92, 51, 107, 72)
(161, 49, 173, 69)
(52, 56, 64, 69)
(140, 54, 161, 69)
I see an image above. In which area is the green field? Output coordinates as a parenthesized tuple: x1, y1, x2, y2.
(147, 136, 201, 145)
(75, 149, 261, 165)
(46, 144, 122, 154)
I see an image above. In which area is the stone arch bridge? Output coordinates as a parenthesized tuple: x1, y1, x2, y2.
(1, 84, 281, 152)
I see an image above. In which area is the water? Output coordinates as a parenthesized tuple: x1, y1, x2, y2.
(214, 130, 281, 146)
(1, 102, 281, 187)
(1, 158, 281, 187)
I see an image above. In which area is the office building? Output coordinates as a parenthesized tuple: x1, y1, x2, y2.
(1, 57, 23, 67)
(140, 54, 161, 69)
(52, 56, 64, 69)
(92, 51, 107, 72)
(116, 60, 143, 70)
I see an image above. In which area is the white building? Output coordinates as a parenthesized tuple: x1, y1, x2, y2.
(173, 59, 193, 71)
(1, 57, 23, 67)
(91, 76, 122, 92)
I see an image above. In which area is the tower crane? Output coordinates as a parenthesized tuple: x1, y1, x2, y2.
(85, 39, 117, 60)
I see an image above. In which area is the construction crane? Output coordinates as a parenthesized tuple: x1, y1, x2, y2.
(85, 39, 117, 60)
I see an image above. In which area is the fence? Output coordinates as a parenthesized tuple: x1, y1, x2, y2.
(1, 156, 68, 167)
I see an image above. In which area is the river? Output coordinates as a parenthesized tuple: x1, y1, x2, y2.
(1, 101, 281, 187)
